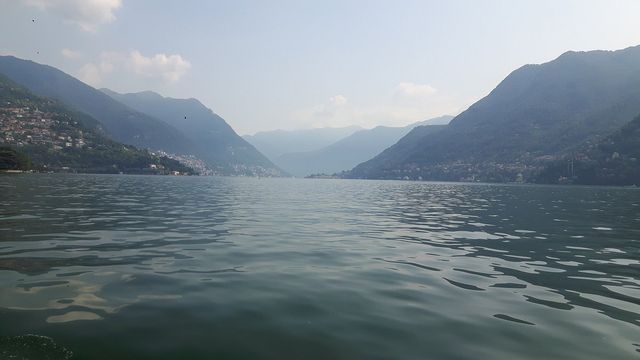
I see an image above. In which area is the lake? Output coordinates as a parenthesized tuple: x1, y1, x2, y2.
(0, 174, 639, 359)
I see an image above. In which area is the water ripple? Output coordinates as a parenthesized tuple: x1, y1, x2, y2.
(0, 174, 639, 359)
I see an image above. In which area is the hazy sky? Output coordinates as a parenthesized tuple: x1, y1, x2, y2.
(1, 0, 640, 134)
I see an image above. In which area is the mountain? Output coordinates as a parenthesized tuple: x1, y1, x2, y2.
(243, 126, 362, 160)
(0, 74, 193, 174)
(275, 115, 453, 177)
(346, 45, 640, 183)
(0, 56, 194, 154)
(341, 124, 449, 180)
(101, 89, 284, 176)
(536, 113, 640, 186)
(408, 116, 455, 127)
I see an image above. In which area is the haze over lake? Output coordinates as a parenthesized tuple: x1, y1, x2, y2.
(1, 174, 638, 359)
(2, 1, 640, 358)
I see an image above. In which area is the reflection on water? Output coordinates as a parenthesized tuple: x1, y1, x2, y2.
(0, 174, 639, 359)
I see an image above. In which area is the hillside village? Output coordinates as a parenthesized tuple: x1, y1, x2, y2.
(0, 104, 87, 150)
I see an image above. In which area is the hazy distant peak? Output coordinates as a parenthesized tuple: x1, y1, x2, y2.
(412, 115, 454, 127)
(100, 88, 159, 100)
(132, 90, 164, 99)
(243, 125, 365, 160)
(247, 125, 362, 137)
(102, 88, 198, 104)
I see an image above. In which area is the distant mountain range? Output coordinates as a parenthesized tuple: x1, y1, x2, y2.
(0, 56, 284, 176)
(0, 74, 193, 174)
(272, 116, 453, 177)
(2, 43, 640, 185)
(100, 89, 283, 176)
(243, 126, 362, 160)
(345, 45, 640, 185)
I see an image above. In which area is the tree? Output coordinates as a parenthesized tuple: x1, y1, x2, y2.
(0, 147, 32, 170)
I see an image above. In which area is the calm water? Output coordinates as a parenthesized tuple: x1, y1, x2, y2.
(0, 174, 639, 359)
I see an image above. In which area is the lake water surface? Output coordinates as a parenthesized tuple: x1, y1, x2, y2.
(0, 174, 639, 359)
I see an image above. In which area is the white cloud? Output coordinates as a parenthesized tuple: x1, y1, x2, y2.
(76, 50, 191, 87)
(61, 48, 82, 59)
(296, 85, 464, 129)
(395, 82, 437, 99)
(309, 95, 349, 122)
(77, 56, 114, 85)
(128, 51, 191, 83)
(328, 95, 347, 106)
(22, 0, 122, 31)
(77, 63, 102, 85)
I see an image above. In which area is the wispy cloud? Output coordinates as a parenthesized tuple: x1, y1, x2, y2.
(76, 50, 191, 86)
(128, 51, 191, 83)
(22, 0, 122, 31)
(296, 83, 465, 129)
(394, 82, 437, 99)
(77, 63, 102, 85)
(328, 95, 347, 106)
(309, 95, 349, 123)
(77, 57, 113, 85)
(61, 48, 82, 59)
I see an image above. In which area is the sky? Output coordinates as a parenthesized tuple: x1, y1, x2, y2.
(1, 1, 640, 135)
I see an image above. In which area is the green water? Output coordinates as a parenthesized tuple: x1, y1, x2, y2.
(0, 174, 639, 359)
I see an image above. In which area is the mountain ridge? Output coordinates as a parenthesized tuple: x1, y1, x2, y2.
(345, 45, 640, 184)
(0, 73, 193, 174)
(0, 56, 194, 154)
(101, 88, 285, 176)
(274, 115, 453, 177)
(243, 125, 362, 160)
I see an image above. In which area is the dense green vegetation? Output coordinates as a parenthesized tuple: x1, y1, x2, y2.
(19, 143, 195, 174)
(0, 75, 195, 175)
(346, 46, 640, 184)
(0, 147, 31, 170)
(537, 114, 640, 185)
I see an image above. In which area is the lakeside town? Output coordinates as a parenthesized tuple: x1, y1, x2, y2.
(0, 105, 87, 150)
(0, 101, 193, 175)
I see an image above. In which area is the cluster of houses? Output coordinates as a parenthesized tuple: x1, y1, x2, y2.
(152, 151, 213, 176)
(0, 105, 87, 150)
